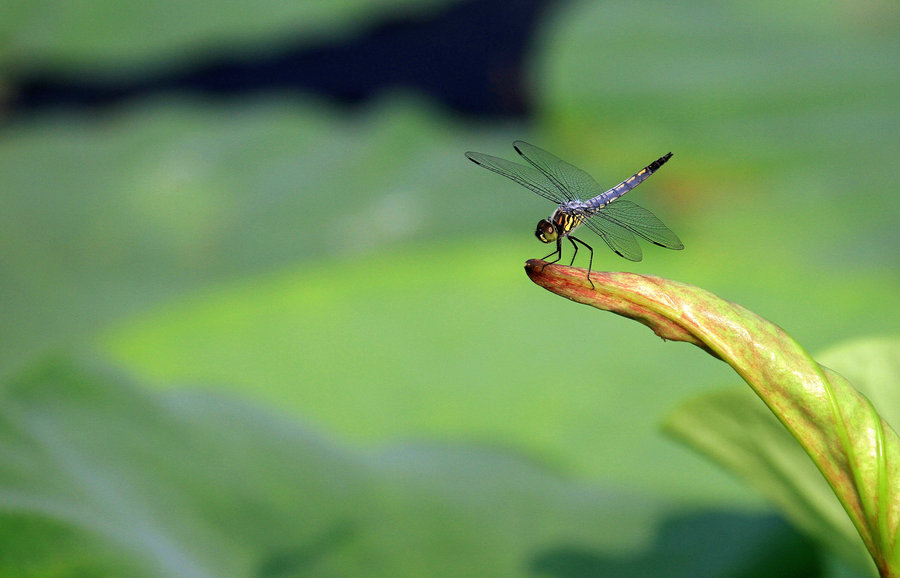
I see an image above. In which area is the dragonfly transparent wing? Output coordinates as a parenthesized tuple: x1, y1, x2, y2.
(512, 141, 602, 202)
(578, 212, 643, 261)
(592, 200, 684, 249)
(465, 151, 569, 204)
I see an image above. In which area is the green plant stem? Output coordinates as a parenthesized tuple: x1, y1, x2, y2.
(525, 260, 899, 577)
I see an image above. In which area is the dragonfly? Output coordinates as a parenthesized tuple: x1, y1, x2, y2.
(465, 141, 683, 287)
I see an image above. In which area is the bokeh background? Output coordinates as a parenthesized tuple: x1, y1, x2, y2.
(1, 0, 898, 575)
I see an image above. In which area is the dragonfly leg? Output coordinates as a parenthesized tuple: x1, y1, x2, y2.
(540, 238, 563, 271)
(567, 237, 578, 266)
(569, 236, 595, 289)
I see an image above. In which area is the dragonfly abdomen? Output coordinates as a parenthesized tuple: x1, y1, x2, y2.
(590, 152, 674, 207)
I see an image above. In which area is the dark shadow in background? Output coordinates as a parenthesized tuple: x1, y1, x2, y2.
(6, 0, 556, 122)
(530, 511, 824, 578)
(256, 521, 356, 578)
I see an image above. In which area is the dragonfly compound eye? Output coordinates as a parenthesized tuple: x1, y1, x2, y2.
(535, 219, 557, 243)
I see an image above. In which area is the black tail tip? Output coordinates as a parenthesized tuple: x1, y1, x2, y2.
(648, 152, 673, 172)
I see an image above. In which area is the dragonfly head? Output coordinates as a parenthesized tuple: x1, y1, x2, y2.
(535, 219, 557, 243)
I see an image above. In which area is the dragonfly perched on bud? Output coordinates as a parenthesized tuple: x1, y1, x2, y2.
(465, 141, 683, 287)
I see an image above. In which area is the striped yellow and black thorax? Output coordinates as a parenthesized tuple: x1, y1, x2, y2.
(552, 208, 584, 236)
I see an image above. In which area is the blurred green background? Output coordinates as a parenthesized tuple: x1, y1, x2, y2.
(1, 0, 897, 576)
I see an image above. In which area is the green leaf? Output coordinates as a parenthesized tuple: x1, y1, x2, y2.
(0, 355, 832, 576)
(663, 337, 900, 576)
(816, 338, 900, 432)
(535, 0, 900, 173)
(2, 355, 693, 577)
(664, 388, 876, 574)
(526, 261, 900, 576)
(0, 96, 528, 373)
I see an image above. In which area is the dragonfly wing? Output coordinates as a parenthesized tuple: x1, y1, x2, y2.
(579, 211, 643, 261)
(512, 141, 602, 202)
(593, 200, 684, 250)
(465, 151, 568, 204)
